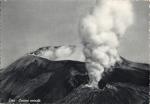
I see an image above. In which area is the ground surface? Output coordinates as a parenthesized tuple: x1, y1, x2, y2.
(0, 55, 149, 104)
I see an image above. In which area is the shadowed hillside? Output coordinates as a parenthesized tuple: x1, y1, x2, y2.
(0, 55, 149, 104)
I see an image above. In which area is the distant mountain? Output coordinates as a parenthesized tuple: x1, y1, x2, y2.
(0, 55, 149, 104)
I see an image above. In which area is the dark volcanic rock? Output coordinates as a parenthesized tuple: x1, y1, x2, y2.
(56, 84, 148, 104)
(0, 55, 149, 104)
(0, 55, 88, 103)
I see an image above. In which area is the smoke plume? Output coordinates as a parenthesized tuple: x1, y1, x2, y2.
(28, 45, 76, 61)
(80, 0, 134, 88)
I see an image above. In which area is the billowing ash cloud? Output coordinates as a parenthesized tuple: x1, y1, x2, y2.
(79, 0, 134, 88)
(28, 45, 76, 60)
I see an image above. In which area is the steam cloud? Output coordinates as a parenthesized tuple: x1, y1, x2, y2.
(28, 45, 76, 60)
(80, 0, 134, 88)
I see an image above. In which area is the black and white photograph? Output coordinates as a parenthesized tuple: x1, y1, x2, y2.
(0, 0, 149, 103)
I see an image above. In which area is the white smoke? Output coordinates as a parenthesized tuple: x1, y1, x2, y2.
(28, 45, 76, 61)
(80, 0, 134, 88)
(55, 46, 76, 59)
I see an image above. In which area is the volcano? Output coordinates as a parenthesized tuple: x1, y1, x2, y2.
(0, 55, 149, 104)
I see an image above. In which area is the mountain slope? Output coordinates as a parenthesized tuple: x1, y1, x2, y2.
(0, 55, 149, 103)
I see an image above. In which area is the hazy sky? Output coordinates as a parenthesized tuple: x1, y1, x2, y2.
(1, 0, 149, 68)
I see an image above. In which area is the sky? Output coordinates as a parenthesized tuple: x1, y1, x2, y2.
(1, 0, 149, 68)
